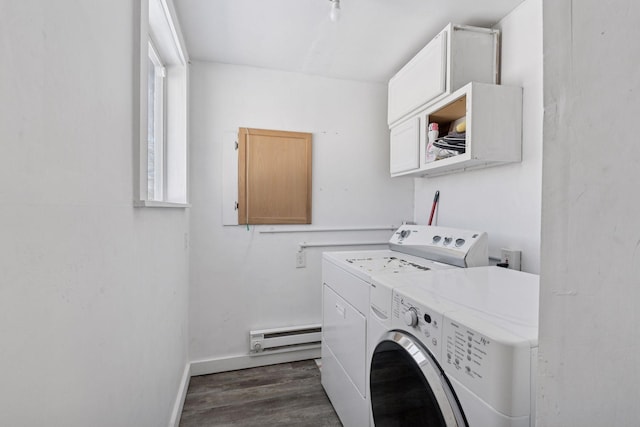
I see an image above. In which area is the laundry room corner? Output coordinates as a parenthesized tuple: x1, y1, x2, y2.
(186, 62, 414, 371)
(413, 0, 543, 274)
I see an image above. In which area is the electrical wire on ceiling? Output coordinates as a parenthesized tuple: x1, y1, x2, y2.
(328, 0, 341, 22)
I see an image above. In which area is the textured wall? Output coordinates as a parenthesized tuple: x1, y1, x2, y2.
(188, 62, 414, 367)
(538, 0, 640, 425)
(0, 1, 189, 425)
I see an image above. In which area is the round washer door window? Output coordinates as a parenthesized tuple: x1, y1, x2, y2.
(370, 331, 467, 427)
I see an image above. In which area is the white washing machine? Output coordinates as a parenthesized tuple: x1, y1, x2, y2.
(322, 224, 488, 427)
(369, 267, 539, 427)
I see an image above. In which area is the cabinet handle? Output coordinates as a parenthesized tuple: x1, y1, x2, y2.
(335, 303, 346, 318)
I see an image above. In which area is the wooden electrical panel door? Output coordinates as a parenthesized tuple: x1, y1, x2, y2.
(238, 128, 312, 224)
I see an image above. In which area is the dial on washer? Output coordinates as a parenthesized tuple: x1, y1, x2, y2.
(404, 308, 418, 327)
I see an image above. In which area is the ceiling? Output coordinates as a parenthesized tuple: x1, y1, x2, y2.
(173, 0, 525, 83)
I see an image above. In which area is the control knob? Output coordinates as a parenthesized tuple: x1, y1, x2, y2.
(404, 308, 419, 327)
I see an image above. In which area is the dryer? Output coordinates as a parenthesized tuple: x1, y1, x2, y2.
(369, 267, 539, 427)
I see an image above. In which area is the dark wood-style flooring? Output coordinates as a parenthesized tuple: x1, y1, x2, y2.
(179, 359, 343, 426)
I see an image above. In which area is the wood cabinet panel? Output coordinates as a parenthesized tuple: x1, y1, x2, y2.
(238, 128, 312, 224)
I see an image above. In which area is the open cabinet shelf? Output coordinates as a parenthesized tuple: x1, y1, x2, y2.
(390, 82, 523, 178)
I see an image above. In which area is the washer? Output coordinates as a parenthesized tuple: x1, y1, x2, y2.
(369, 267, 539, 427)
(322, 224, 488, 427)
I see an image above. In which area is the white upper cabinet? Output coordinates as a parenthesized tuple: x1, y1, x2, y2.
(391, 82, 523, 178)
(387, 23, 499, 127)
(390, 116, 420, 175)
(388, 33, 447, 128)
(387, 23, 522, 178)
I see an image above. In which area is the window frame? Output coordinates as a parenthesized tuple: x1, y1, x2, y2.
(147, 39, 166, 202)
(135, 0, 190, 208)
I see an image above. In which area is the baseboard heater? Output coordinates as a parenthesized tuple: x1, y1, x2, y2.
(249, 324, 322, 356)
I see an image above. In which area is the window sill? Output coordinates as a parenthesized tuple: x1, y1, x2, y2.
(134, 200, 191, 208)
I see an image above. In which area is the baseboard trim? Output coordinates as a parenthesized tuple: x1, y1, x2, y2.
(169, 362, 191, 427)
(190, 347, 321, 376)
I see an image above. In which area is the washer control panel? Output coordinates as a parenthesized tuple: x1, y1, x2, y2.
(392, 288, 495, 393)
(391, 291, 444, 360)
(390, 224, 479, 250)
(442, 318, 493, 384)
(390, 273, 536, 417)
(389, 224, 488, 268)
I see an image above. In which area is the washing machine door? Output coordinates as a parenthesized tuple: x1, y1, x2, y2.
(370, 331, 467, 427)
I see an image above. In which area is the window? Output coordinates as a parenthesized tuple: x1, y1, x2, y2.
(147, 41, 165, 201)
(136, 0, 188, 207)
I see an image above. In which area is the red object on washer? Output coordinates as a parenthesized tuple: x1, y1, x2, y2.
(428, 191, 439, 226)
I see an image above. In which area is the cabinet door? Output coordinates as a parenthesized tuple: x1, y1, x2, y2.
(390, 116, 420, 175)
(388, 31, 447, 125)
(238, 128, 312, 224)
(322, 284, 367, 396)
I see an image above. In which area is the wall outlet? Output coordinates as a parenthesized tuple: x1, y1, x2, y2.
(296, 251, 306, 268)
(500, 248, 522, 271)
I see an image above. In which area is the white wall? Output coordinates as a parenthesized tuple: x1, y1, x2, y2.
(188, 62, 414, 368)
(413, 0, 543, 273)
(0, 1, 189, 426)
(538, 0, 640, 425)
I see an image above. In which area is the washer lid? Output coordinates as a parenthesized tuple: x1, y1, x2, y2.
(323, 249, 452, 283)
